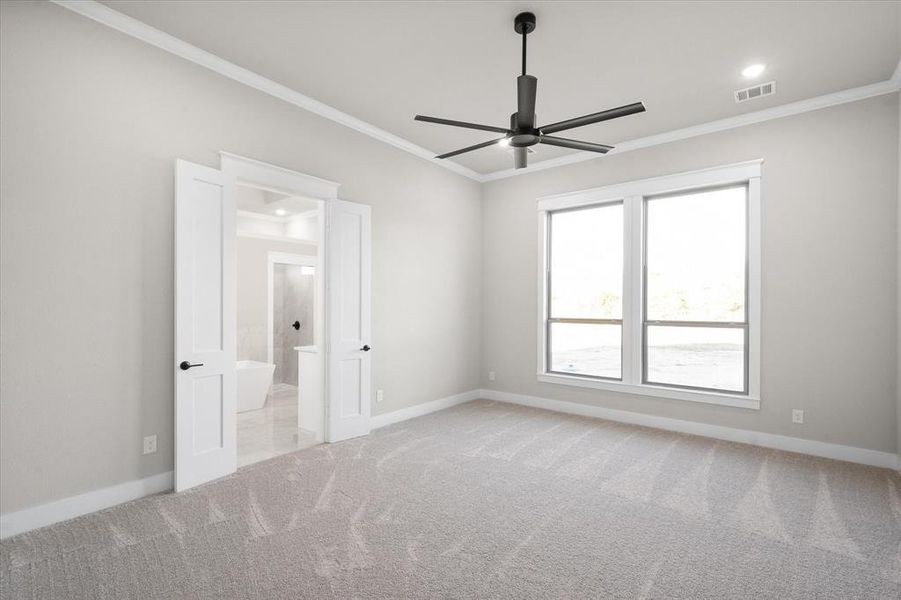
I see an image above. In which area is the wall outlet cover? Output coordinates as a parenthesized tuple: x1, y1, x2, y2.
(488, 371, 496, 381)
(791, 409, 804, 424)
(142, 435, 158, 455)
(376, 389, 384, 403)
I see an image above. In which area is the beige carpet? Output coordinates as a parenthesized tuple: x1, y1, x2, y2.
(2, 399, 900, 599)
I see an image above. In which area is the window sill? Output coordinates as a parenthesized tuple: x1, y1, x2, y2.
(537, 373, 760, 410)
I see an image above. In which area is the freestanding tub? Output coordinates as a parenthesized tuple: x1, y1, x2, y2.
(236, 360, 276, 413)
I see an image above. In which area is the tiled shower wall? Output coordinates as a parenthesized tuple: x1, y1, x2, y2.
(272, 264, 314, 385)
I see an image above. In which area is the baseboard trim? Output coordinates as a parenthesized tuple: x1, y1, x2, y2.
(4, 388, 895, 539)
(0, 471, 174, 540)
(480, 389, 899, 470)
(2, 388, 479, 540)
(370, 389, 482, 430)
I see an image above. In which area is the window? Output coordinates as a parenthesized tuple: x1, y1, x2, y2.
(644, 185, 747, 393)
(538, 162, 761, 409)
(548, 203, 623, 379)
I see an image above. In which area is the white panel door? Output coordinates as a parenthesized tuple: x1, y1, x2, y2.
(175, 160, 236, 491)
(326, 200, 372, 442)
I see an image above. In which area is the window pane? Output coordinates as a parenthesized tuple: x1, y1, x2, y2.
(550, 203, 623, 319)
(550, 322, 621, 379)
(646, 326, 744, 392)
(646, 186, 746, 322)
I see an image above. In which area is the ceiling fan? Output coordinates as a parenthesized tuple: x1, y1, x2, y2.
(414, 12, 646, 170)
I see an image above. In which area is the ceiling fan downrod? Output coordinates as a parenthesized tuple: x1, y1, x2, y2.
(516, 11, 535, 76)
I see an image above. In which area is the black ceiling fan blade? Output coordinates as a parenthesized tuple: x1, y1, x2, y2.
(435, 137, 507, 159)
(414, 115, 509, 134)
(539, 135, 614, 154)
(513, 147, 528, 169)
(516, 75, 537, 129)
(539, 102, 646, 135)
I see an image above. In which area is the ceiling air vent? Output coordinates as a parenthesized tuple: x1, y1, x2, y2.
(734, 81, 776, 103)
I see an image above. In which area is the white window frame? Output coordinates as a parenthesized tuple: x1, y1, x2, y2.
(537, 160, 762, 410)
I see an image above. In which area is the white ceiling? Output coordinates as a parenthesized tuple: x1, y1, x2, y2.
(103, 1, 900, 175)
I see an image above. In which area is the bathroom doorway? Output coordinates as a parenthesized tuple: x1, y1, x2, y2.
(233, 183, 323, 468)
(175, 154, 371, 492)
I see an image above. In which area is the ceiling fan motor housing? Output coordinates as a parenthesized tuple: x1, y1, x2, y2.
(509, 108, 539, 147)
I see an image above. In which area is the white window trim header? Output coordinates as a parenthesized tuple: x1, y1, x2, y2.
(537, 160, 762, 410)
(537, 160, 763, 212)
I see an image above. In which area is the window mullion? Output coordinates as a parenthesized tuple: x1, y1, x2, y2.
(622, 195, 643, 385)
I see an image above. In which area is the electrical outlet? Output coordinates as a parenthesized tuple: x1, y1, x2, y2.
(791, 409, 804, 424)
(143, 435, 157, 455)
(376, 389, 384, 403)
(488, 370, 496, 381)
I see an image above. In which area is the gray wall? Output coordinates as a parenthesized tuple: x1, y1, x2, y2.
(0, 2, 482, 514)
(481, 94, 900, 454)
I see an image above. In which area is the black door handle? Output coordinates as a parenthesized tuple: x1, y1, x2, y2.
(180, 361, 204, 371)
(360, 345, 371, 352)
(292, 321, 301, 330)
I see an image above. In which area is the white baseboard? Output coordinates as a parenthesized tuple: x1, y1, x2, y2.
(3, 388, 895, 540)
(0, 471, 173, 540)
(370, 389, 482, 430)
(480, 389, 900, 471)
(1, 389, 479, 540)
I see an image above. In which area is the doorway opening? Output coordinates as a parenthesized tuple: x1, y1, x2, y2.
(234, 183, 322, 467)
(174, 153, 371, 492)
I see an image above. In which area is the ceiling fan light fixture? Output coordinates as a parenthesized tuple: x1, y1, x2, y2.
(414, 12, 646, 170)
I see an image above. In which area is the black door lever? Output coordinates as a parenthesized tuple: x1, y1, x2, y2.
(180, 361, 204, 371)
(292, 321, 301, 330)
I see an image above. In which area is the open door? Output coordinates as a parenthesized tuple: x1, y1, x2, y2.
(174, 160, 237, 491)
(326, 199, 372, 442)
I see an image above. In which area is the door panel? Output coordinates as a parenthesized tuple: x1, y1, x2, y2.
(191, 375, 224, 453)
(191, 191, 224, 351)
(340, 360, 362, 418)
(327, 200, 371, 441)
(339, 211, 363, 341)
(175, 159, 236, 491)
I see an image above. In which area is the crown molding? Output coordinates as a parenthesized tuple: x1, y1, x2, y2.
(482, 71, 901, 182)
(51, 0, 483, 182)
(52, 2, 900, 186)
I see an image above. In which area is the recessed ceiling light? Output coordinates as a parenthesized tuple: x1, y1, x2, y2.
(498, 138, 511, 147)
(742, 64, 766, 79)
(275, 209, 287, 216)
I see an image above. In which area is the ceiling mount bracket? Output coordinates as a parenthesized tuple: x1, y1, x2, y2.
(513, 12, 536, 35)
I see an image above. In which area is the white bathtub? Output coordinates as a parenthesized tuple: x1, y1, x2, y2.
(236, 360, 275, 413)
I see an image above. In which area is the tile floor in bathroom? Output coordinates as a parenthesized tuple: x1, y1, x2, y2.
(237, 384, 319, 468)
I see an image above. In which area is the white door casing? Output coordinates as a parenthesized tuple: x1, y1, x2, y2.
(174, 160, 237, 492)
(326, 199, 372, 442)
(174, 154, 369, 484)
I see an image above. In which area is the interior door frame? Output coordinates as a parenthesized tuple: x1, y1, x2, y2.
(266, 251, 318, 370)
(220, 152, 367, 444)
